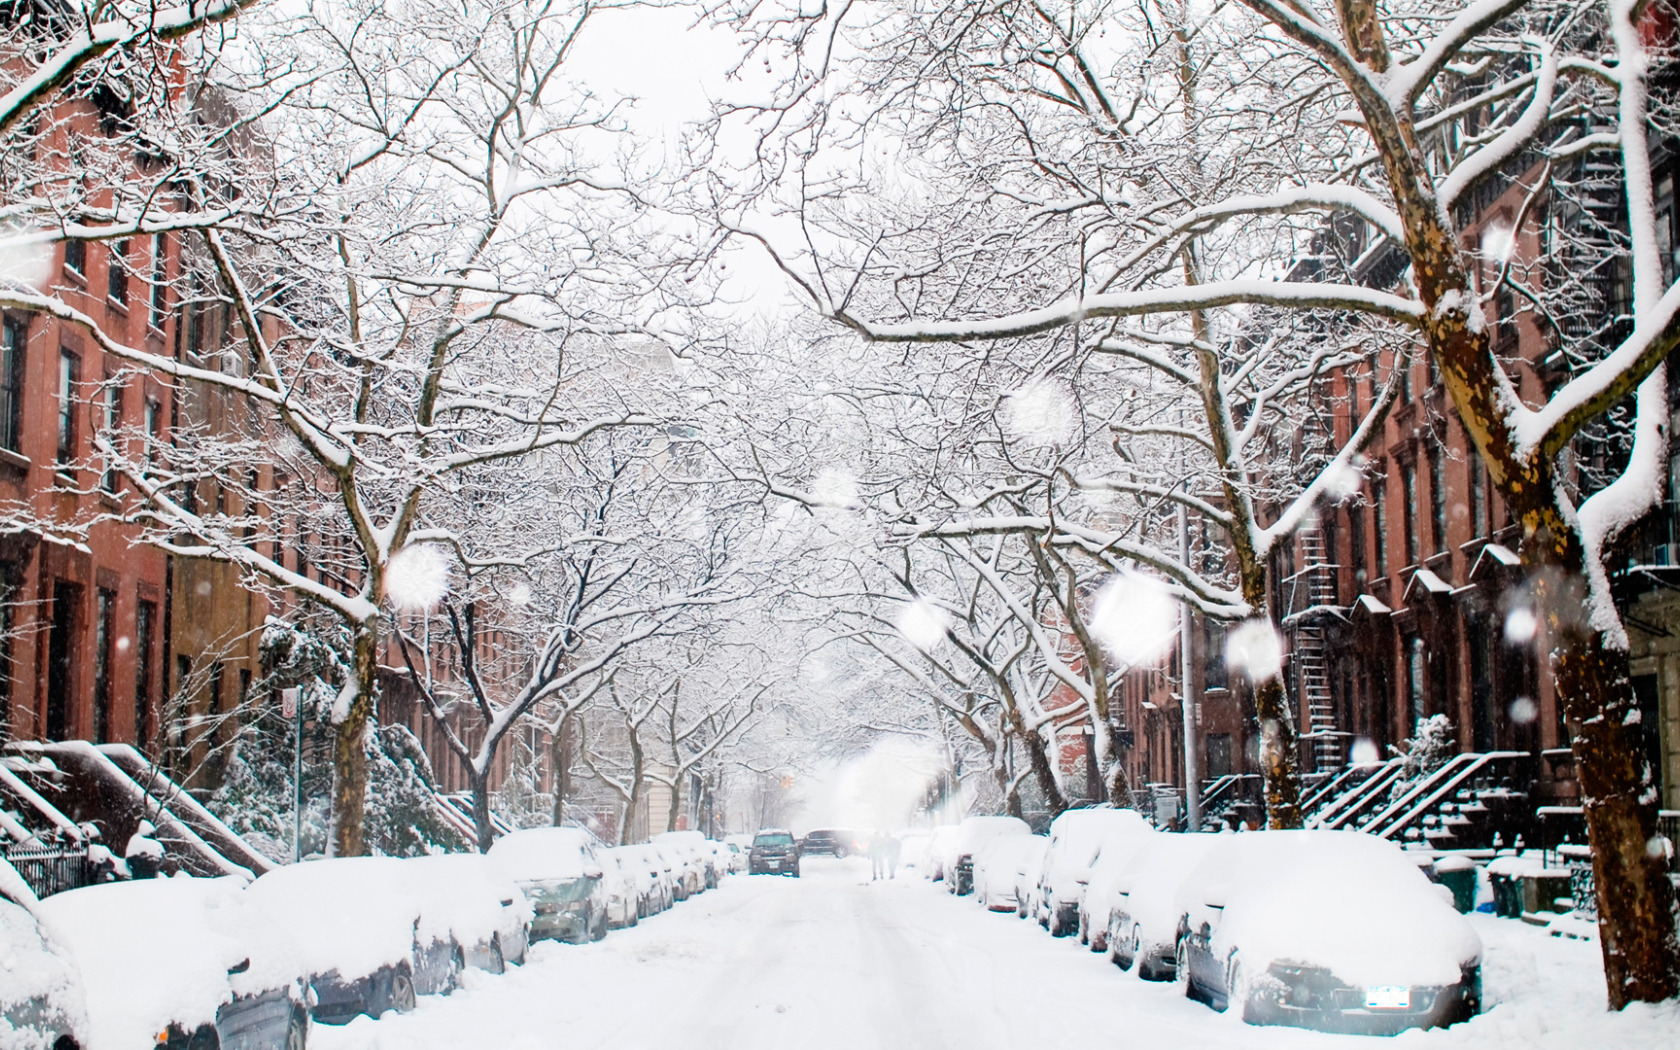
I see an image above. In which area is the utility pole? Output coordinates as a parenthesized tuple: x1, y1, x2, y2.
(1177, 500, 1202, 831)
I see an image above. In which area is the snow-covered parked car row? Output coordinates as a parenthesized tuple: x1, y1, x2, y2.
(1, 827, 737, 1049)
(939, 810, 1484, 1036)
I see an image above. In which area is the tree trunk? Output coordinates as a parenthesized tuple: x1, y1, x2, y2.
(666, 771, 682, 834)
(331, 624, 378, 857)
(620, 731, 644, 845)
(1023, 726, 1068, 817)
(1251, 672, 1303, 829)
(550, 716, 570, 827)
(470, 767, 494, 854)
(1520, 511, 1680, 1006)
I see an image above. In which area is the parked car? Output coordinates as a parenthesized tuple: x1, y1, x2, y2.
(897, 831, 933, 875)
(598, 850, 641, 929)
(655, 834, 712, 894)
(489, 828, 610, 944)
(1036, 807, 1152, 934)
(945, 816, 1032, 895)
(244, 857, 465, 1025)
(655, 831, 721, 889)
(402, 853, 531, 973)
(722, 836, 752, 872)
(748, 829, 800, 875)
(635, 844, 678, 913)
(1079, 826, 1160, 951)
(1108, 832, 1221, 979)
(1172, 830, 1482, 1034)
(41, 875, 308, 1049)
(0, 858, 87, 1050)
(799, 828, 858, 858)
(973, 834, 1048, 913)
(608, 846, 659, 919)
(924, 825, 959, 881)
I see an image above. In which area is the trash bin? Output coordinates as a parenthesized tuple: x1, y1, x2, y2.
(1435, 855, 1477, 913)
(1488, 871, 1522, 917)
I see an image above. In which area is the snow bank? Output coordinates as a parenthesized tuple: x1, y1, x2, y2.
(37, 876, 252, 1050)
(1184, 830, 1482, 988)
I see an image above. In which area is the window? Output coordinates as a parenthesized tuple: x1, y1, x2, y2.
(1429, 452, 1447, 554)
(1372, 475, 1388, 576)
(143, 397, 161, 472)
(107, 240, 128, 305)
(1348, 499, 1367, 581)
(1206, 733, 1233, 778)
(1402, 461, 1420, 566)
(0, 317, 24, 453)
(63, 238, 85, 276)
(1408, 635, 1427, 729)
(101, 381, 122, 492)
(56, 351, 78, 465)
(150, 234, 168, 330)
(135, 600, 156, 749)
(1470, 458, 1488, 538)
(1397, 350, 1413, 402)
(94, 588, 114, 743)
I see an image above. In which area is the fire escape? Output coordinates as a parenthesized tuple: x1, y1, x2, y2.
(1288, 529, 1344, 773)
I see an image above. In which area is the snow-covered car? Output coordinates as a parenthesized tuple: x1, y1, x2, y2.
(402, 853, 532, 972)
(634, 845, 677, 913)
(40, 875, 309, 1050)
(896, 832, 933, 876)
(245, 857, 467, 1024)
(722, 837, 752, 873)
(1079, 823, 1159, 951)
(1108, 832, 1221, 979)
(924, 826, 959, 881)
(711, 840, 741, 878)
(490, 828, 610, 944)
(945, 816, 1032, 896)
(654, 833, 711, 893)
(973, 834, 1048, 912)
(1036, 807, 1152, 934)
(655, 843, 701, 899)
(0, 859, 87, 1050)
(608, 846, 660, 918)
(600, 850, 641, 929)
(1172, 830, 1482, 1034)
(748, 829, 800, 876)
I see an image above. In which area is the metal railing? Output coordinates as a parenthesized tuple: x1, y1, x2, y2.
(3, 842, 92, 899)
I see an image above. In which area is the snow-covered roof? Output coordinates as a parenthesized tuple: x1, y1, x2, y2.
(1352, 593, 1392, 616)
(1470, 543, 1523, 580)
(1403, 568, 1454, 602)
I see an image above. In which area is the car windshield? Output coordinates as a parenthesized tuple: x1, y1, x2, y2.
(755, 833, 794, 847)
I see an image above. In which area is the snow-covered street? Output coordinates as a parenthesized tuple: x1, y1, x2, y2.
(308, 858, 1680, 1050)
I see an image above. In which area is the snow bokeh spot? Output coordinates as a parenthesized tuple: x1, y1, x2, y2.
(507, 581, 532, 607)
(1321, 457, 1364, 501)
(811, 468, 858, 508)
(1349, 737, 1381, 766)
(116, 635, 131, 654)
(1510, 696, 1538, 725)
(1225, 619, 1285, 683)
(895, 598, 948, 651)
(386, 543, 452, 612)
(1002, 379, 1076, 447)
(0, 234, 50, 289)
(1089, 574, 1178, 667)
(1505, 607, 1538, 644)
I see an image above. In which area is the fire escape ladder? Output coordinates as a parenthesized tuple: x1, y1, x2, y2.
(1291, 529, 1342, 772)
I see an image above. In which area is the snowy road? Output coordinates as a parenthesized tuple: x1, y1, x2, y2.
(312, 858, 1680, 1050)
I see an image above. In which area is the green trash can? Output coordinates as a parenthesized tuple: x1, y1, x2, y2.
(1435, 855, 1477, 914)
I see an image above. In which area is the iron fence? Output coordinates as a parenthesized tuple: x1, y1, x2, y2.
(3, 842, 92, 899)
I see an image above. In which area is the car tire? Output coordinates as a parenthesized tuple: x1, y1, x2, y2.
(487, 936, 506, 975)
(188, 1024, 219, 1050)
(389, 968, 417, 1014)
(591, 908, 608, 942)
(1175, 938, 1198, 1004)
(286, 1009, 307, 1050)
(448, 946, 465, 991)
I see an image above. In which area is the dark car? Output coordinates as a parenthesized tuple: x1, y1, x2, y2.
(798, 829, 858, 858)
(748, 830, 801, 875)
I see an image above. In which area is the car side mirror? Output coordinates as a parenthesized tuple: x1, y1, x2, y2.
(1073, 866, 1094, 886)
(227, 958, 250, 975)
(1203, 883, 1229, 909)
(583, 863, 604, 880)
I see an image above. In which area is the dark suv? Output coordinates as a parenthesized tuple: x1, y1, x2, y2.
(799, 829, 858, 858)
(748, 830, 801, 876)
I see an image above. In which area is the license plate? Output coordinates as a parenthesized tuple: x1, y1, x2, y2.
(1364, 985, 1410, 1009)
